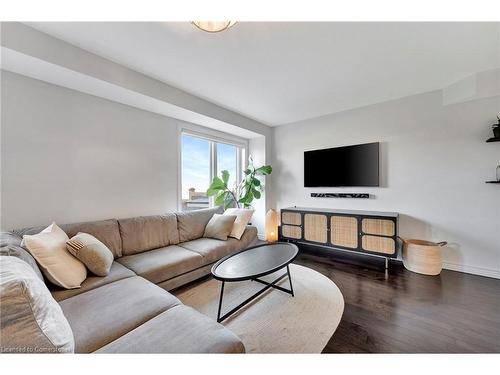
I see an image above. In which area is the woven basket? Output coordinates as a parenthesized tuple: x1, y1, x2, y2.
(400, 237, 447, 276)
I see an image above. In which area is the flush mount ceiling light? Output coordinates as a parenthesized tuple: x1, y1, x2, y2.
(192, 21, 236, 33)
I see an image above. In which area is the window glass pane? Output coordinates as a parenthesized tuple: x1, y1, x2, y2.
(217, 143, 238, 191)
(181, 134, 210, 211)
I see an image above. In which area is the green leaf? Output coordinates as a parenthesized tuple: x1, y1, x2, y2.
(255, 165, 272, 175)
(252, 178, 261, 186)
(252, 189, 261, 199)
(244, 169, 251, 175)
(221, 170, 229, 185)
(206, 187, 218, 197)
(210, 176, 225, 189)
(207, 176, 226, 196)
(238, 189, 252, 204)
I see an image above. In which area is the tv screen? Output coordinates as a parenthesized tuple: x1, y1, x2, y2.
(304, 142, 379, 187)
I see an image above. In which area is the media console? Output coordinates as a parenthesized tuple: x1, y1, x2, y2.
(278, 207, 399, 268)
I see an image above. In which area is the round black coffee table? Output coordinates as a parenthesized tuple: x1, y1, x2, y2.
(211, 242, 299, 323)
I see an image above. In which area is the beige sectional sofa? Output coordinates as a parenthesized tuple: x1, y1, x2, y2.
(0, 206, 258, 353)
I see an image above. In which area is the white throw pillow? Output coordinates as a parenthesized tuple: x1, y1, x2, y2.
(223, 208, 255, 240)
(23, 222, 87, 289)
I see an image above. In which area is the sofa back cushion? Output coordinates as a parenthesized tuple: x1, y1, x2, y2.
(0, 257, 75, 353)
(118, 214, 180, 256)
(176, 206, 224, 242)
(62, 219, 123, 258)
(13, 219, 123, 259)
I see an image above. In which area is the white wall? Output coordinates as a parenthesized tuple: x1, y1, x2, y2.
(1, 23, 272, 138)
(271, 90, 500, 278)
(1, 23, 275, 233)
(1, 71, 181, 229)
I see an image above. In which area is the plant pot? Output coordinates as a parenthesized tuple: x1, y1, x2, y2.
(494, 126, 500, 139)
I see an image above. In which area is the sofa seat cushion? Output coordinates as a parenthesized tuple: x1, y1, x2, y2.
(95, 305, 244, 353)
(179, 226, 259, 264)
(51, 262, 136, 302)
(179, 238, 239, 264)
(59, 276, 180, 353)
(117, 245, 203, 284)
(118, 214, 179, 256)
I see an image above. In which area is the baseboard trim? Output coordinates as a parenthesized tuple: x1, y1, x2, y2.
(442, 262, 500, 279)
(257, 234, 265, 241)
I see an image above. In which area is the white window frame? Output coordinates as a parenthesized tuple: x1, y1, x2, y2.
(178, 126, 248, 211)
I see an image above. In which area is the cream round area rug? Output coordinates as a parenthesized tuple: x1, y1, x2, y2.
(174, 264, 344, 353)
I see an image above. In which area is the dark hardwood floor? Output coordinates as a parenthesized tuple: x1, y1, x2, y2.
(294, 247, 500, 353)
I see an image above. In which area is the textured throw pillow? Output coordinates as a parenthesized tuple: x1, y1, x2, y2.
(224, 208, 255, 240)
(23, 223, 87, 289)
(66, 232, 114, 276)
(203, 214, 237, 241)
(0, 257, 75, 353)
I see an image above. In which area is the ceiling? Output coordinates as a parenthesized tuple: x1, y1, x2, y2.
(26, 22, 500, 126)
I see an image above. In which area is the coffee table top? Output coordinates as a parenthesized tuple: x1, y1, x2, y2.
(211, 242, 298, 282)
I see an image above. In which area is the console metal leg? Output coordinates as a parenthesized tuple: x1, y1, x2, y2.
(385, 257, 389, 269)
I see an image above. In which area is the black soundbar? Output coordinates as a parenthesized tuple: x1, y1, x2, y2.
(311, 193, 369, 199)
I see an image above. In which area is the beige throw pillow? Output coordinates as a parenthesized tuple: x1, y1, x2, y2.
(223, 208, 255, 240)
(66, 233, 114, 276)
(23, 223, 87, 289)
(203, 214, 237, 241)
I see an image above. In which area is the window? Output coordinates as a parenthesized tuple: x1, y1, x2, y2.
(217, 143, 238, 191)
(180, 132, 245, 211)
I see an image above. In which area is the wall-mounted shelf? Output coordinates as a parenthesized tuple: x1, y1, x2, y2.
(485, 180, 500, 184)
(486, 137, 500, 143)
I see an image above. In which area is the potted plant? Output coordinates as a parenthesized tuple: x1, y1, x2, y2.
(493, 116, 500, 139)
(207, 156, 272, 209)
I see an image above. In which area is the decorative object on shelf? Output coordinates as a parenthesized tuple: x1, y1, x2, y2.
(484, 163, 500, 184)
(192, 21, 236, 33)
(492, 116, 500, 139)
(400, 237, 447, 276)
(207, 156, 272, 208)
(265, 209, 279, 242)
(311, 193, 369, 199)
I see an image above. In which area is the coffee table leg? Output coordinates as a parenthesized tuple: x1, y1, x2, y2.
(286, 265, 294, 297)
(217, 281, 225, 323)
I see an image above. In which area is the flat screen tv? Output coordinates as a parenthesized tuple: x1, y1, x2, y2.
(304, 142, 379, 187)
